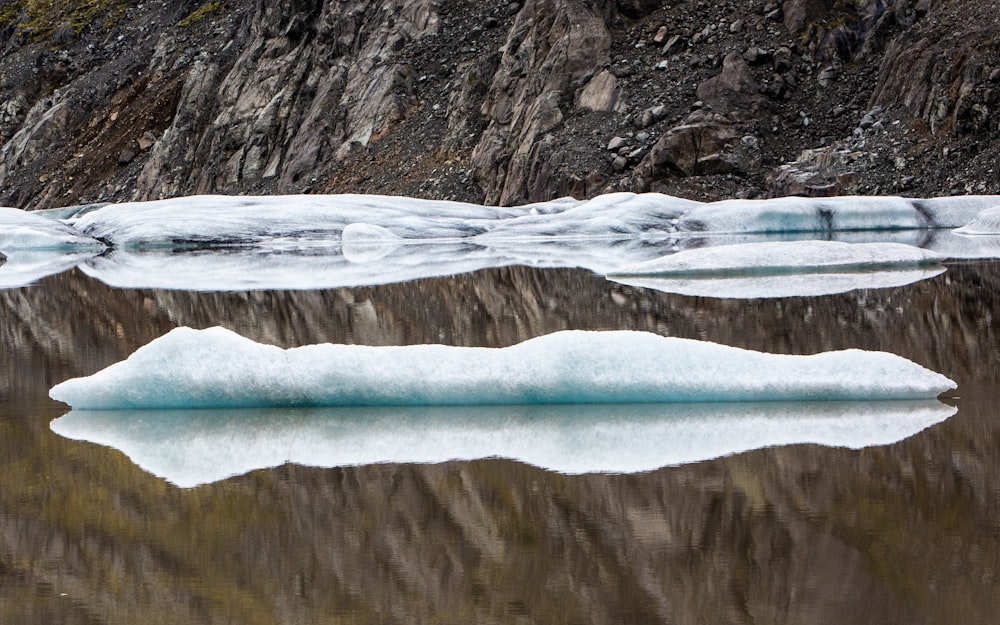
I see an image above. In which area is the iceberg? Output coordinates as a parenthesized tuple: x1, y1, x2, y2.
(63, 193, 534, 249)
(0, 206, 105, 251)
(677, 195, 1000, 234)
(54, 193, 1000, 251)
(953, 206, 1000, 235)
(49, 327, 956, 410)
(49, 401, 956, 487)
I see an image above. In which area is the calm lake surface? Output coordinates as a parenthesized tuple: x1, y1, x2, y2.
(2, 257, 999, 624)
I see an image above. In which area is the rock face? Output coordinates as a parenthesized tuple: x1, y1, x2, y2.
(0, 0, 999, 209)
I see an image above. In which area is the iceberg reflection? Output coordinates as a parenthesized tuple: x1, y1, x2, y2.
(610, 267, 946, 299)
(51, 401, 955, 488)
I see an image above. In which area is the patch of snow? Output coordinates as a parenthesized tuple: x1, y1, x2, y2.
(49, 327, 955, 410)
(50, 400, 955, 487)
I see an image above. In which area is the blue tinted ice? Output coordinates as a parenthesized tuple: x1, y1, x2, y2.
(49, 327, 956, 410)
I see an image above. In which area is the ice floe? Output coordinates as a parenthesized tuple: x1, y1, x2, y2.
(49, 192, 1000, 250)
(0, 206, 106, 251)
(6, 193, 1000, 291)
(49, 327, 955, 410)
(677, 195, 1000, 234)
(50, 401, 955, 487)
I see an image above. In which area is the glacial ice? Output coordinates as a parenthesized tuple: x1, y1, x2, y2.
(0, 206, 106, 251)
(50, 401, 955, 487)
(953, 206, 1000, 235)
(677, 195, 1000, 234)
(55, 193, 1000, 249)
(6, 192, 1000, 291)
(49, 327, 956, 410)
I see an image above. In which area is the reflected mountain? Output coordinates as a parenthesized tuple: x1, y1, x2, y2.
(50, 400, 955, 487)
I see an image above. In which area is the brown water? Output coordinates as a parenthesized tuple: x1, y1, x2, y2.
(2, 263, 999, 624)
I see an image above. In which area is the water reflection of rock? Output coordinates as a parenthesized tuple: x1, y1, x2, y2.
(2, 262, 1000, 622)
(3, 392, 998, 624)
(1, 262, 995, 400)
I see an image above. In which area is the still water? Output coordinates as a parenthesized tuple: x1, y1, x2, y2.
(2, 260, 999, 624)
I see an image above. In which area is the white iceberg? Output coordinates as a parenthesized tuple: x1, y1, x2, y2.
(677, 195, 1000, 234)
(63, 193, 534, 249)
(953, 206, 1000, 235)
(49, 327, 955, 410)
(56, 193, 1000, 251)
(0, 206, 105, 251)
(49, 401, 956, 487)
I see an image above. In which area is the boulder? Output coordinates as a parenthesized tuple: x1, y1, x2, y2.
(695, 53, 766, 115)
(577, 70, 623, 112)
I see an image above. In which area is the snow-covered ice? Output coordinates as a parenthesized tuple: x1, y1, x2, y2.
(54, 193, 1000, 250)
(49, 327, 955, 410)
(50, 400, 955, 487)
(63, 193, 529, 248)
(6, 192, 1000, 291)
(677, 195, 1000, 234)
(0, 206, 106, 251)
(953, 206, 1000, 235)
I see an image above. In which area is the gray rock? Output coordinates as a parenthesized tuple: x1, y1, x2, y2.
(577, 70, 622, 112)
(661, 34, 687, 56)
(783, 0, 833, 36)
(632, 112, 742, 187)
(606, 136, 627, 151)
(696, 53, 765, 114)
(743, 47, 772, 66)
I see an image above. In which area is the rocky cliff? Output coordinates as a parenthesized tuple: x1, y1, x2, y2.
(1, 0, 998, 210)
